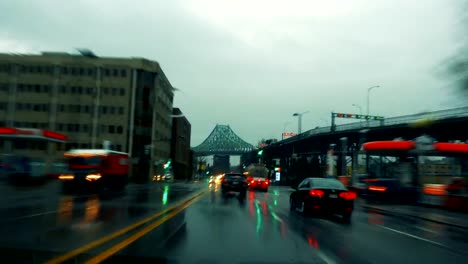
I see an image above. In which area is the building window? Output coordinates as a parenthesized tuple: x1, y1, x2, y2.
(62, 67, 68, 75)
(74, 124, 79, 132)
(119, 88, 125, 96)
(118, 107, 124, 115)
(84, 105, 90, 113)
(104, 69, 110, 76)
(31, 122, 38, 128)
(110, 106, 115, 114)
(77, 86, 83, 94)
(25, 103, 32, 111)
(101, 106, 107, 114)
(71, 86, 77, 94)
(113, 69, 118, 76)
(37, 66, 43, 73)
(83, 124, 89, 132)
(103, 87, 109, 95)
(16, 103, 23, 111)
(116, 144, 122, 151)
(17, 84, 25, 92)
(79, 68, 84, 75)
(108, 125, 115, 134)
(120, 69, 127, 77)
(67, 124, 73, 132)
(43, 85, 50, 93)
(71, 67, 77, 75)
(86, 87, 94, 95)
(58, 123, 64, 131)
(111, 88, 117, 96)
(87, 68, 94, 76)
(117, 126, 123, 134)
(59, 104, 65, 112)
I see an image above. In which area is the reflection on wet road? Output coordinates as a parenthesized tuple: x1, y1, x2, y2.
(0, 182, 466, 263)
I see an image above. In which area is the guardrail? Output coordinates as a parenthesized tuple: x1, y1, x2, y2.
(280, 106, 468, 144)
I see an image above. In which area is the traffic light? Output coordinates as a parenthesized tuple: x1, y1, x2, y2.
(163, 160, 171, 169)
(274, 167, 281, 172)
(257, 150, 263, 156)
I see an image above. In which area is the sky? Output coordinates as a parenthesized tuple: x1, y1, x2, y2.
(0, 0, 465, 148)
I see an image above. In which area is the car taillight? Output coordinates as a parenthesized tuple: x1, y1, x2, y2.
(309, 189, 324, 198)
(368, 186, 387, 192)
(339, 191, 357, 200)
(265, 180, 269, 185)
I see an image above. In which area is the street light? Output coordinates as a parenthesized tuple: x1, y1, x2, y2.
(352, 104, 363, 127)
(282, 121, 290, 140)
(352, 104, 363, 115)
(292, 111, 309, 134)
(366, 85, 380, 126)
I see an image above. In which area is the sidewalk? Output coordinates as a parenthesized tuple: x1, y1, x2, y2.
(361, 200, 468, 229)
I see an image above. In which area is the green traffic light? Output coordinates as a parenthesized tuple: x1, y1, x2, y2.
(258, 150, 263, 156)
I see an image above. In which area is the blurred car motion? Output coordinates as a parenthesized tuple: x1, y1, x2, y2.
(153, 173, 173, 182)
(361, 178, 418, 203)
(221, 173, 248, 198)
(248, 176, 270, 192)
(290, 177, 356, 222)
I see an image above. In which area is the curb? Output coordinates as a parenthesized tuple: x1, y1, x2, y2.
(362, 205, 468, 230)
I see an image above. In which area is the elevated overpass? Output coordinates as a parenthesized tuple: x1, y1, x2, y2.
(249, 107, 468, 184)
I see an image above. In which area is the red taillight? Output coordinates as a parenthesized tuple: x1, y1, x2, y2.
(339, 191, 357, 200)
(368, 186, 387, 192)
(309, 189, 324, 198)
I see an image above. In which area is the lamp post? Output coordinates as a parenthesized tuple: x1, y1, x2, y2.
(366, 85, 380, 126)
(352, 104, 363, 127)
(292, 111, 309, 134)
(282, 121, 290, 140)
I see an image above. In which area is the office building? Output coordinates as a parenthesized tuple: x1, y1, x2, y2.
(170, 108, 192, 180)
(0, 50, 174, 179)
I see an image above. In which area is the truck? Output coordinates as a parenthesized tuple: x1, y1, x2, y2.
(58, 149, 129, 193)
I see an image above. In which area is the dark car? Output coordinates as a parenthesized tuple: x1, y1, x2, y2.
(361, 178, 418, 204)
(290, 177, 357, 222)
(221, 173, 248, 198)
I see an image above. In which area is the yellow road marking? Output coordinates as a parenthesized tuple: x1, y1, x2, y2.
(85, 194, 204, 264)
(44, 190, 206, 264)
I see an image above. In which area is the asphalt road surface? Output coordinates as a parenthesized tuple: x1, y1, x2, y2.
(0, 181, 466, 263)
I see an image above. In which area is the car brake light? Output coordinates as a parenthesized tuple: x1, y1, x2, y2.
(368, 186, 387, 192)
(309, 189, 324, 198)
(339, 191, 357, 200)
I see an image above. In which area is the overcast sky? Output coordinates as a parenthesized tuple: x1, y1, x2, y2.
(0, 0, 465, 147)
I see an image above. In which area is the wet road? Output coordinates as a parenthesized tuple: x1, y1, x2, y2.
(0, 182, 467, 263)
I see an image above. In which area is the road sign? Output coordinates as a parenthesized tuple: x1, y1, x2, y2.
(332, 112, 384, 120)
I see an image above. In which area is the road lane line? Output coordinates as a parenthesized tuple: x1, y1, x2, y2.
(378, 225, 447, 247)
(265, 205, 336, 264)
(84, 193, 205, 264)
(44, 189, 206, 264)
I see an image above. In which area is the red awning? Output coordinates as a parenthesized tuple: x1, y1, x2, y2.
(0, 127, 68, 143)
(434, 143, 468, 153)
(363, 141, 416, 151)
